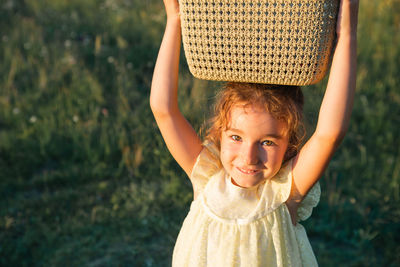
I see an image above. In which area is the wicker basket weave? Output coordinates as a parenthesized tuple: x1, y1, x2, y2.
(179, 0, 339, 85)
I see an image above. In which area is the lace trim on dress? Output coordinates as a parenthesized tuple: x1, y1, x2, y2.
(297, 182, 321, 221)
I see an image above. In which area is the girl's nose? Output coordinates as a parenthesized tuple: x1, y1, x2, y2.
(242, 143, 260, 165)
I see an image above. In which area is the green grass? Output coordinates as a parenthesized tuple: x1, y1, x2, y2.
(0, 0, 399, 266)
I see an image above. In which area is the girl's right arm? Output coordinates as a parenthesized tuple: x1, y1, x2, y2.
(150, 0, 203, 177)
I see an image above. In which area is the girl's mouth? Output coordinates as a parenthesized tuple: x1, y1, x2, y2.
(236, 167, 260, 175)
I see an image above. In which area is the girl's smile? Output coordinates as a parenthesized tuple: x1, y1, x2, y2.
(220, 104, 289, 188)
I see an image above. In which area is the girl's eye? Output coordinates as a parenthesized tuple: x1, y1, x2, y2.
(261, 140, 274, 146)
(231, 135, 242, 142)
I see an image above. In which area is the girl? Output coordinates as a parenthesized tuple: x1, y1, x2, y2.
(150, 0, 359, 266)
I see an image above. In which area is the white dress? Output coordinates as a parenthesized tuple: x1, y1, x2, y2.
(172, 142, 320, 266)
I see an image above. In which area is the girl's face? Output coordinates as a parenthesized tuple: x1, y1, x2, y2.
(220, 105, 289, 188)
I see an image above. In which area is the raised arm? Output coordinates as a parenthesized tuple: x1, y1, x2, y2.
(290, 0, 359, 198)
(150, 0, 202, 176)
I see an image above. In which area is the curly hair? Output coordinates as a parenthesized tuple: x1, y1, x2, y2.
(205, 82, 305, 161)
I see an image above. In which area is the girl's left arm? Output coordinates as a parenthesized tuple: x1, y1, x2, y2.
(290, 0, 360, 200)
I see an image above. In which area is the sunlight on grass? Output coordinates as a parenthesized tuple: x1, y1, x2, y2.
(0, 0, 399, 266)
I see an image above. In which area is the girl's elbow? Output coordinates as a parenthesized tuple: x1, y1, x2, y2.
(150, 94, 169, 116)
(149, 97, 177, 119)
(332, 132, 346, 148)
(150, 103, 169, 119)
(334, 125, 350, 144)
(149, 96, 159, 114)
(316, 128, 348, 148)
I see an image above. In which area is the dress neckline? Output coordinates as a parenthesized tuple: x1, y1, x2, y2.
(227, 176, 264, 200)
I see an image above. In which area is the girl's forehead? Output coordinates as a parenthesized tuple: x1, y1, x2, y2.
(228, 105, 287, 131)
(228, 104, 270, 121)
(223, 104, 288, 136)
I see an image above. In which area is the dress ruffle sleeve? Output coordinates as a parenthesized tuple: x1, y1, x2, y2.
(189, 141, 221, 193)
(256, 159, 293, 217)
(297, 182, 321, 221)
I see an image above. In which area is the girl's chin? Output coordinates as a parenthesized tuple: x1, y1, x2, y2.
(230, 175, 265, 188)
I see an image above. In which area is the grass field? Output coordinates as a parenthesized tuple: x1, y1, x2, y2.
(0, 0, 399, 266)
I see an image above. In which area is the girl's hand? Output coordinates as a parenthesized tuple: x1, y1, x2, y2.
(163, 0, 180, 20)
(336, 0, 359, 38)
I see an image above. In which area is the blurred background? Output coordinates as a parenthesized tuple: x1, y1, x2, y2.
(0, 0, 399, 266)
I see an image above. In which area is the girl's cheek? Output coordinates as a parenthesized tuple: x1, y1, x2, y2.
(221, 143, 239, 162)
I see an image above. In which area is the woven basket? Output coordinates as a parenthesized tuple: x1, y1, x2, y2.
(179, 0, 339, 85)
